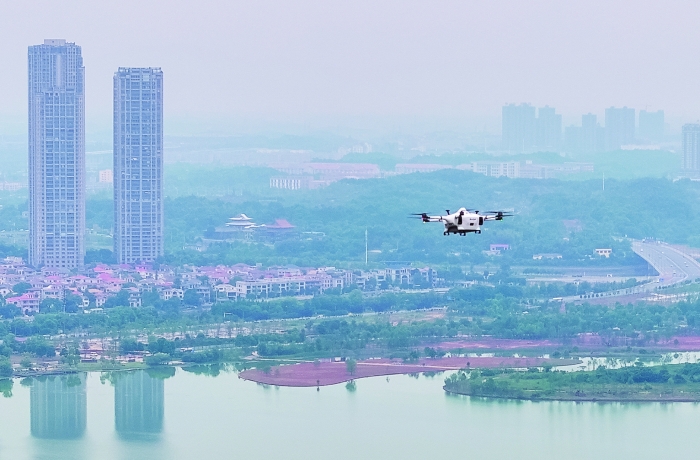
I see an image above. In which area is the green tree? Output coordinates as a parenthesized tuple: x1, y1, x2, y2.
(145, 353, 171, 366)
(345, 358, 357, 376)
(12, 282, 32, 295)
(20, 356, 32, 369)
(0, 378, 12, 397)
(60, 349, 80, 367)
(0, 358, 12, 378)
(39, 298, 63, 314)
(103, 290, 130, 309)
(183, 289, 201, 306)
(64, 294, 84, 313)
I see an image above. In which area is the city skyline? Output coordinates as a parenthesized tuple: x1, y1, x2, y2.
(2, 1, 700, 138)
(502, 103, 667, 153)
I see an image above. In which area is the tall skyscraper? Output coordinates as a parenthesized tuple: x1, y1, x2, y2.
(638, 110, 664, 143)
(502, 103, 536, 152)
(28, 40, 85, 269)
(604, 106, 635, 150)
(114, 68, 164, 264)
(682, 124, 700, 171)
(563, 125, 582, 152)
(535, 106, 562, 151)
(581, 113, 605, 152)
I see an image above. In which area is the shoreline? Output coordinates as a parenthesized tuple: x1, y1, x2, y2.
(443, 387, 700, 403)
(238, 356, 580, 387)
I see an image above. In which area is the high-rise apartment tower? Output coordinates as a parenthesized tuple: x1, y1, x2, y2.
(113, 68, 164, 264)
(535, 106, 562, 151)
(502, 104, 562, 152)
(502, 103, 536, 152)
(28, 40, 85, 269)
(604, 107, 635, 150)
(682, 124, 700, 171)
(638, 110, 664, 143)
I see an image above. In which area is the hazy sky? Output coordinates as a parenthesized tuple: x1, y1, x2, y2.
(2, 0, 700, 133)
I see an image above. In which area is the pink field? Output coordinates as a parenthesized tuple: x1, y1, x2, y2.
(239, 356, 576, 387)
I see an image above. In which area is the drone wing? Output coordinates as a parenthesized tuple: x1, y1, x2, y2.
(483, 211, 514, 221)
(409, 213, 443, 223)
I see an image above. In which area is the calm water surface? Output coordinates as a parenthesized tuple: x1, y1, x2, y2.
(0, 368, 699, 460)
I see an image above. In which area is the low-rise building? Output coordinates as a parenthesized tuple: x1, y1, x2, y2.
(533, 253, 563, 260)
(6, 292, 40, 315)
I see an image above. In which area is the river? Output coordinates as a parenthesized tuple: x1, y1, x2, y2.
(0, 368, 699, 459)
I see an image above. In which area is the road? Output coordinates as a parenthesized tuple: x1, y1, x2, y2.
(560, 240, 700, 304)
(632, 240, 700, 287)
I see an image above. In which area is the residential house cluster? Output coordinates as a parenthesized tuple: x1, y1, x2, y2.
(0, 257, 442, 317)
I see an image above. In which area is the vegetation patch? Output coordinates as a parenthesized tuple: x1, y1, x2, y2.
(444, 363, 700, 402)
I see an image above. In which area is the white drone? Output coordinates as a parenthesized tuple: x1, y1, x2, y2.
(411, 207, 512, 235)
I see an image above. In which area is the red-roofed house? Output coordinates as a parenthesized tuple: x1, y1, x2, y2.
(6, 292, 40, 315)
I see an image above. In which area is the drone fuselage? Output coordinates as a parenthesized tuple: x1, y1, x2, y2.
(415, 206, 510, 235)
(440, 208, 484, 235)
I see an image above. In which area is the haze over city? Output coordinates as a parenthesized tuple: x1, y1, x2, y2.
(4, 2, 700, 460)
(2, 0, 700, 138)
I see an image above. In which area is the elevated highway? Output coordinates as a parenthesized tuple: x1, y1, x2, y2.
(560, 240, 700, 304)
(632, 240, 700, 286)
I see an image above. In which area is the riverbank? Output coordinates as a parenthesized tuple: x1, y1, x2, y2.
(444, 387, 700, 402)
(443, 363, 700, 402)
(239, 356, 579, 387)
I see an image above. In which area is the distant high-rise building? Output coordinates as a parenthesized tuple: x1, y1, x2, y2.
(535, 106, 562, 151)
(114, 68, 164, 264)
(682, 124, 700, 170)
(604, 107, 635, 150)
(502, 103, 536, 152)
(28, 39, 85, 269)
(638, 110, 664, 143)
(564, 125, 581, 152)
(564, 113, 604, 153)
(581, 113, 605, 152)
(99, 169, 113, 183)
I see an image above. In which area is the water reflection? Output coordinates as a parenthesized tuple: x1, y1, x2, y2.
(0, 378, 12, 398)
(114, 369, 173, 441)
(30, 374, 87, 439)
(557, 351, 700, 372)
(181, 363, 223, 377)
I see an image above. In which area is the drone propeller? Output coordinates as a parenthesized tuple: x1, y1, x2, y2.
(409, 213, 431, 222)
(485, 211, 514, 220)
